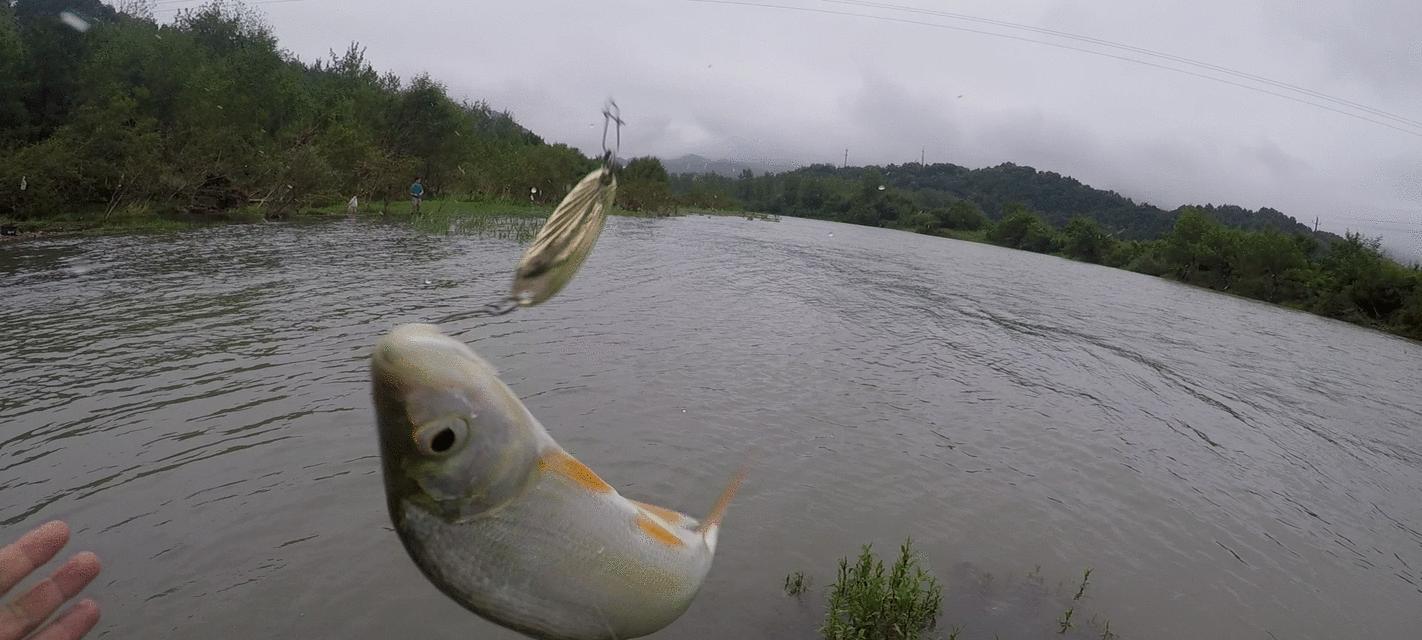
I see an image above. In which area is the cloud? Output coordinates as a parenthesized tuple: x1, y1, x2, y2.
(224, 0, 1419, 255)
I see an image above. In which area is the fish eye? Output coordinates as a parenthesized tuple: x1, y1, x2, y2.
(431, 428, 455, 452)
(413, 416, 469, 457)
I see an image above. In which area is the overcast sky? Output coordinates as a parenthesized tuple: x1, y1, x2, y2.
(154, 0, 1421, 257)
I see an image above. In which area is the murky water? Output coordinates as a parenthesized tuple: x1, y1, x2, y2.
(2, 216, 1420, 639)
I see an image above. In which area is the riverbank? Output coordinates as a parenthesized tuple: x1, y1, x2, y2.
(0, 197, 773, 240)
(910, 220, 1422, 342)
(1, 207, 267, 238)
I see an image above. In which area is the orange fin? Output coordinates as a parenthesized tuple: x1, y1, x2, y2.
(695, 462, 750, 533)
(538, 450, 614, 494)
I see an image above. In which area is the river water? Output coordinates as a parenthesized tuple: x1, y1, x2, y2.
(1, 215, 1419, 639)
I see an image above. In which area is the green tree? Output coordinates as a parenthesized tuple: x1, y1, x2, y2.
(617, 156, 673, 212)
(937, 200, 986, 230)
(1163, 208, 1236, 288)
(988, 204, 1058, 253)
(11, 0, 119, 141)
(1062, 216, 1115, 263)
(389, 73, 466, 189)
(0, 3, 28, 147)
(1231, 230, 1309, 302)
(1315, 232, 1415, 321)
(520, 143, 595, 203)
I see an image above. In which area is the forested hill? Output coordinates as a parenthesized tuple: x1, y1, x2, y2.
(0, 0, 598, 220)
(673, 160, 1330, 242)
(879, 162, 1322, 239)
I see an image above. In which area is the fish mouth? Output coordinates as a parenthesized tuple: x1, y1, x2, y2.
(406, 456, 479, 511)
(372, 324, 492, 426)
(400, 487, 474, 523)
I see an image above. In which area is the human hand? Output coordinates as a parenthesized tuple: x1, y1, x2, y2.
(0, 522, 101, 640)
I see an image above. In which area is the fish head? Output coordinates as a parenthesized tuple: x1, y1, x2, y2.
(371, 323, 543, 521)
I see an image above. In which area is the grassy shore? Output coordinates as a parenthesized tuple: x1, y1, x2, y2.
(1, 206, 268, 237)
(0, 196, 773, 240)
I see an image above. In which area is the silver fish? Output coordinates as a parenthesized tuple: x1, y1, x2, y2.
(511, 166, 616, 307)
(371, 323, 744, 639)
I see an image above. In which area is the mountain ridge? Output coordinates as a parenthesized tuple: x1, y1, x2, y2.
(663, 155, 1334, 241)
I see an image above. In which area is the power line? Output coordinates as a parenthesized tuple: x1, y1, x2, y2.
(824, 0, 1422, 131)
(685, 0, 1422, 138)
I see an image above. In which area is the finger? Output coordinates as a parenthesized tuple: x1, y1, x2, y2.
(0, 552, 101, 640)
(0, 521, 69, 597)
(29, 599, 99, 640)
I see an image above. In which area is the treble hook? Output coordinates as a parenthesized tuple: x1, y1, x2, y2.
(601, 99, 625, 169)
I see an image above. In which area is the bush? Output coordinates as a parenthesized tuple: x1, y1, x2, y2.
(1123, 242, 1173, 276)
(0, 136, 84, 218)
(821, 539, 942, 640)
(1397, 288, 1422, 339)
(987, 206, 1059, 253)
(901, 210, 938, 234)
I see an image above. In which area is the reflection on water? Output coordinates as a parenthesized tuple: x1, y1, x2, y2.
(1, 216, 1420, 639)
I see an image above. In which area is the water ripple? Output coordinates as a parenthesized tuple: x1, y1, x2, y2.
(1, 217, 1420, 639)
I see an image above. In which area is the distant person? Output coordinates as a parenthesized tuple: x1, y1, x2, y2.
(0, 520, 101, 640)
(410, 177, 425, 213)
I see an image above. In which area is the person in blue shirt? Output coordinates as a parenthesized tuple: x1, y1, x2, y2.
(410, 177, 425, 213)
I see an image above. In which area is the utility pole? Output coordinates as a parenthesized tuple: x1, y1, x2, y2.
(843, 148, 848, 168)
(1314, 216, 1319, 232)
(920, 147, 925, 165)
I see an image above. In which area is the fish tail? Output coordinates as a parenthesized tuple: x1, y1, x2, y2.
(696, 452, 756, 535)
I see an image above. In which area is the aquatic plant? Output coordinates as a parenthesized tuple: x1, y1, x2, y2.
(1059, 568, 1093, 635)
(785, 571, 809, 596)
(820, 538, 943, 640)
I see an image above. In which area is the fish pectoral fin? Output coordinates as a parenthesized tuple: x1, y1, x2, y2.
(538, 449, 615, 494)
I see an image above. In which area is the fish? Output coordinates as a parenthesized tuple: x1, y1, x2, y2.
(371, 323, 745, 640)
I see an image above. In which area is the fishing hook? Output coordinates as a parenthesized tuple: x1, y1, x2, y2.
(601, 99, 625, 170)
